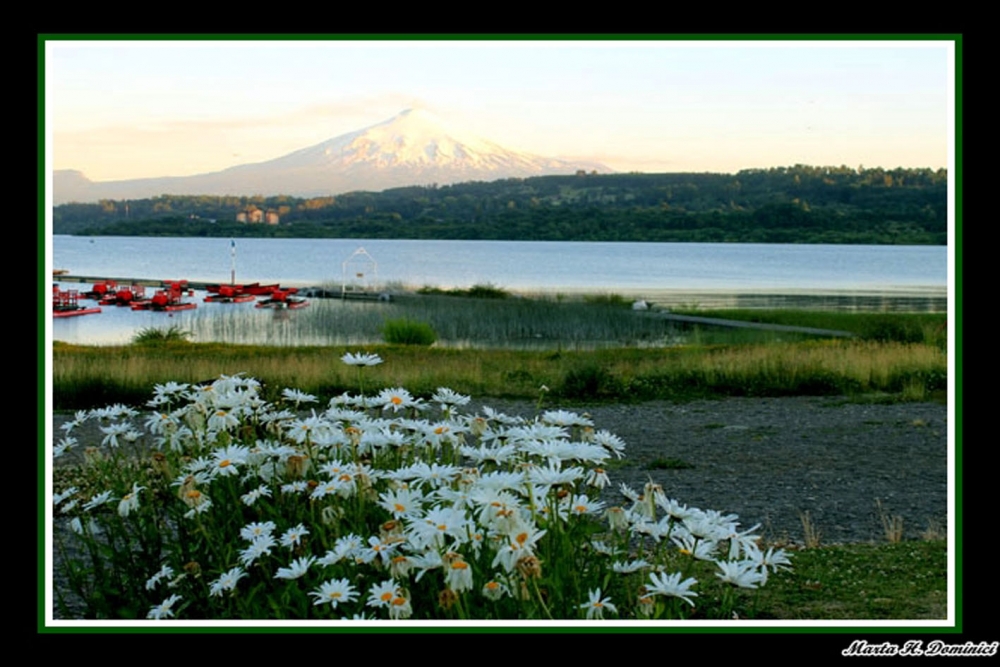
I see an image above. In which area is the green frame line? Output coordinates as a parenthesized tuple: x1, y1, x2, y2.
(37, 33, 961, 636)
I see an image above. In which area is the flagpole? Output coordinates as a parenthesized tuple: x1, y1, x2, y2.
(230, 239, 236, 286)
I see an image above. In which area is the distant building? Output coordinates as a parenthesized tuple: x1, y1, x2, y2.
(235, 206, 279, 225)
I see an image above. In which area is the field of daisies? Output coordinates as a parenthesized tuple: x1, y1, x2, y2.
(51, 352, 791, 622)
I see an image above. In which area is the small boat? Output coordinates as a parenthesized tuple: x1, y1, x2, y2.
(100, 284, 148, 306)
(255, 289, 309, 309)
(132, 280, 197, 312)
(246, 283, 283, 295)
(206, 282, 283, 296)
(204, 285, 256, 303)
(81, 280, 118, 301)
(53, 288, 101, 318)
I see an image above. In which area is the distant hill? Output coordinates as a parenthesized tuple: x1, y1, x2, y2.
(53, 165, 948, 245)
(53, 109, 611, 205)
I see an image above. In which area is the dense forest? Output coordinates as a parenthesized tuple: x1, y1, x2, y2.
(53, 165, 948, 245)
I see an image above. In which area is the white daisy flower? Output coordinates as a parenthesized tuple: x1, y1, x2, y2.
(341, 352, 383, 366)
(240, 521, 277, 541)
(274, 556, 316, 580)
(147, 594, 182, 620)
(117, 482, 145, 517)
(280, 523, 310, 549)
(580, 588, 617, 620)
(310, 578, 358, 608)
(83, 490, 115, 512)
(209, 567, 248, 596)
(646, 571, 699, 606)
(145, 564, 175, 591)
(716, 560, 767, 589)
(282, 387, 318, 406)
(241, 484, 272, 507)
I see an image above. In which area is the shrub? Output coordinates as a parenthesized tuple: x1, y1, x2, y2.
(381, 318, 437, 346)
(465, 283, 509, 299)
(559, 364, 622, 399)
(132, 326, 193, 345)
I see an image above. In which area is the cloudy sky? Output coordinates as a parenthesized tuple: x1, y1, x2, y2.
(45, 38, 954, 182)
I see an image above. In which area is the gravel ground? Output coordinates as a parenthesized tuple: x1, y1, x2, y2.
(469, 396, 949, 546)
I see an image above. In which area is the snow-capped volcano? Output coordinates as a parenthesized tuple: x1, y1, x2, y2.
(53, 109, 611, 204)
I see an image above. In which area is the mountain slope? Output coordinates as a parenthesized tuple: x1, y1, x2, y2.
(53, 109, 611, 204)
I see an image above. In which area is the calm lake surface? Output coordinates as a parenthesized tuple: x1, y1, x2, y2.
(50, 236, 949, 345)
(52, 236, 947, 292)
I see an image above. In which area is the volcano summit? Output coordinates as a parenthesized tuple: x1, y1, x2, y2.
(53, 109, 611, 204)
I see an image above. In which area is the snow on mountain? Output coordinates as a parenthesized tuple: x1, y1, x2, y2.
(53, 109, 612, 204)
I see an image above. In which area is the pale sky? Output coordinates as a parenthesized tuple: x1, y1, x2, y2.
(45, 39, 954, 182)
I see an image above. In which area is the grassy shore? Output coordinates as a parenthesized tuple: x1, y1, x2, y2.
(53, 307, 947, 409)
(53, 337, 946, 410)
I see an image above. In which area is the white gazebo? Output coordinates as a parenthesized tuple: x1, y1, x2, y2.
(341, 247, 378, 298)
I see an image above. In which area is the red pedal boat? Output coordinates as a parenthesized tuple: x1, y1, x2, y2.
(255, 289, 309, 309)
(53, 288, 101, 318)
(132, 280, 197, 312)
(204, 284, 256, 303)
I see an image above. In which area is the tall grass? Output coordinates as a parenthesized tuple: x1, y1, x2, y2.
(53, 339, 947, 410)
(187, 293, 686, 350)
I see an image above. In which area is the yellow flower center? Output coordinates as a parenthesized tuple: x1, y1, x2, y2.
(394, 503, 406, 512)
(391, 396, 403, 405)
(329, 592, 342, 599)
(451, 561, 469, 570)
(381, 592, 393, 602)
(219, 459, 231, 467)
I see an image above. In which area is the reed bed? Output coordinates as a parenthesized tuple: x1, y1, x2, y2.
(186, 294, 686, 350)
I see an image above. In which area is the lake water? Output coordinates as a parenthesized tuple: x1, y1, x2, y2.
(49, 236, 949, 345)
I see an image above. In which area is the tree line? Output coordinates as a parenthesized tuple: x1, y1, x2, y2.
(53, 164, 947, 245)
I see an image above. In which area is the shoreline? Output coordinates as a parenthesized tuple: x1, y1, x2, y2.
(54, 273, 949, 312)
(510, 285, 948, 311)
